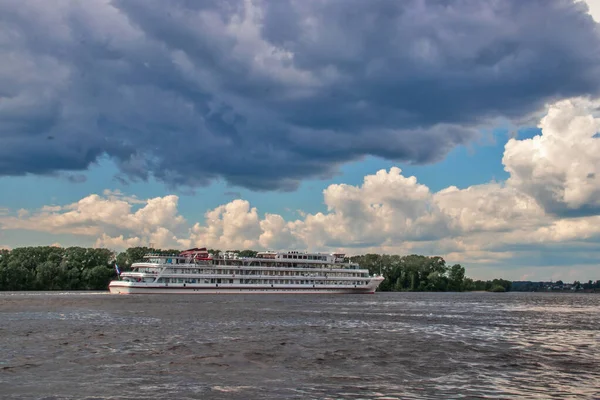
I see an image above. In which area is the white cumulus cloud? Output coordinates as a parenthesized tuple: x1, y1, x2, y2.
(1, 193, 186, 248)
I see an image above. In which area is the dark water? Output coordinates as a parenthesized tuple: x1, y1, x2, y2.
(1, 292, 599, 399)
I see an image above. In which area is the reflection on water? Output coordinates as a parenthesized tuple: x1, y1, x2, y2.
(0, 292, 599, 399)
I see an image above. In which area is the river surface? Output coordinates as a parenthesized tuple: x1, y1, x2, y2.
(0, 292, 599, 399)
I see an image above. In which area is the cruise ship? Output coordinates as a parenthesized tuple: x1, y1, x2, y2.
(108, 248, 384, 294)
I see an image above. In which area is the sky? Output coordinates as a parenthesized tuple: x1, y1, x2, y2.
(1, 0, 600, 281)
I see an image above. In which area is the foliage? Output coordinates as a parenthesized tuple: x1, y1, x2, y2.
(348, 253, 513, 292)
(236, 250, 259, 258)
(0, 246, 116, 291)
(0, 246, 188, 291)
(511, 279, 600, 292)
(114, 247, 179, 271)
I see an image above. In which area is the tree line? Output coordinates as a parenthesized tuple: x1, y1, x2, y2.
(0, 246, 179, 291)
(512, 280, 600, 292)
(348, 253, 511, 292)
(0, 246, 513, 292)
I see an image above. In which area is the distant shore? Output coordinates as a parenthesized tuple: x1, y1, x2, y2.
(1, 246, 598, 293)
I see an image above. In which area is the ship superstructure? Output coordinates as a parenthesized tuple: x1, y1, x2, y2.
(108, 248, 384, 294)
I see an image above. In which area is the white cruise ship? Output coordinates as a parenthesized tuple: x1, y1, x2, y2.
(108, 248, 384, 294)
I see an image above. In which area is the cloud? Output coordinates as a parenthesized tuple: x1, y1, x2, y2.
(3, 97, 600, 280)
(0, 192, 186, 247)
(1, 0, 600, 190)
(290, 167, 449, 248)
(66, 174, 87, 183)
(434, 183, 546, 234)
(187, 199, 263, 250)
(259, 213, 301, 250)
(95, 233, 142, 250)
(102, 189, 146, 204)
(41, 205, 63, 213)
(504, 98, 600, 216)
(580, 0, 600, 21)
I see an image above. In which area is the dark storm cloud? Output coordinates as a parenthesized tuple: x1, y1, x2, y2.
(66, 174, 87, 184)
(0, 0, 599, 190)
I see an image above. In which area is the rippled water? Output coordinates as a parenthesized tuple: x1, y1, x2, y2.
(1, 292, 599, 399)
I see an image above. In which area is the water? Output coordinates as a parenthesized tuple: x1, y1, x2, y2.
(0, 292, 598, 399)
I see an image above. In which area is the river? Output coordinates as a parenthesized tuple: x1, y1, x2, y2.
(1, 291, 599, 399)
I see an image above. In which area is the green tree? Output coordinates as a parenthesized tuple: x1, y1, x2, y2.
(426, 271, 448, 291)
(447, 264, 465, 291)
(36, 260, 64, 290)
(462, 277, 475, 291)
(238, 250, 258, 258)
(0, 249, 10, 290)
(3, 260, 33, 290)
(82, 265, 114, 290)
(115, 247, 154, 270)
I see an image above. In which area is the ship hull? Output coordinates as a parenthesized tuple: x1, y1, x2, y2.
(109, 281, 381, 294)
